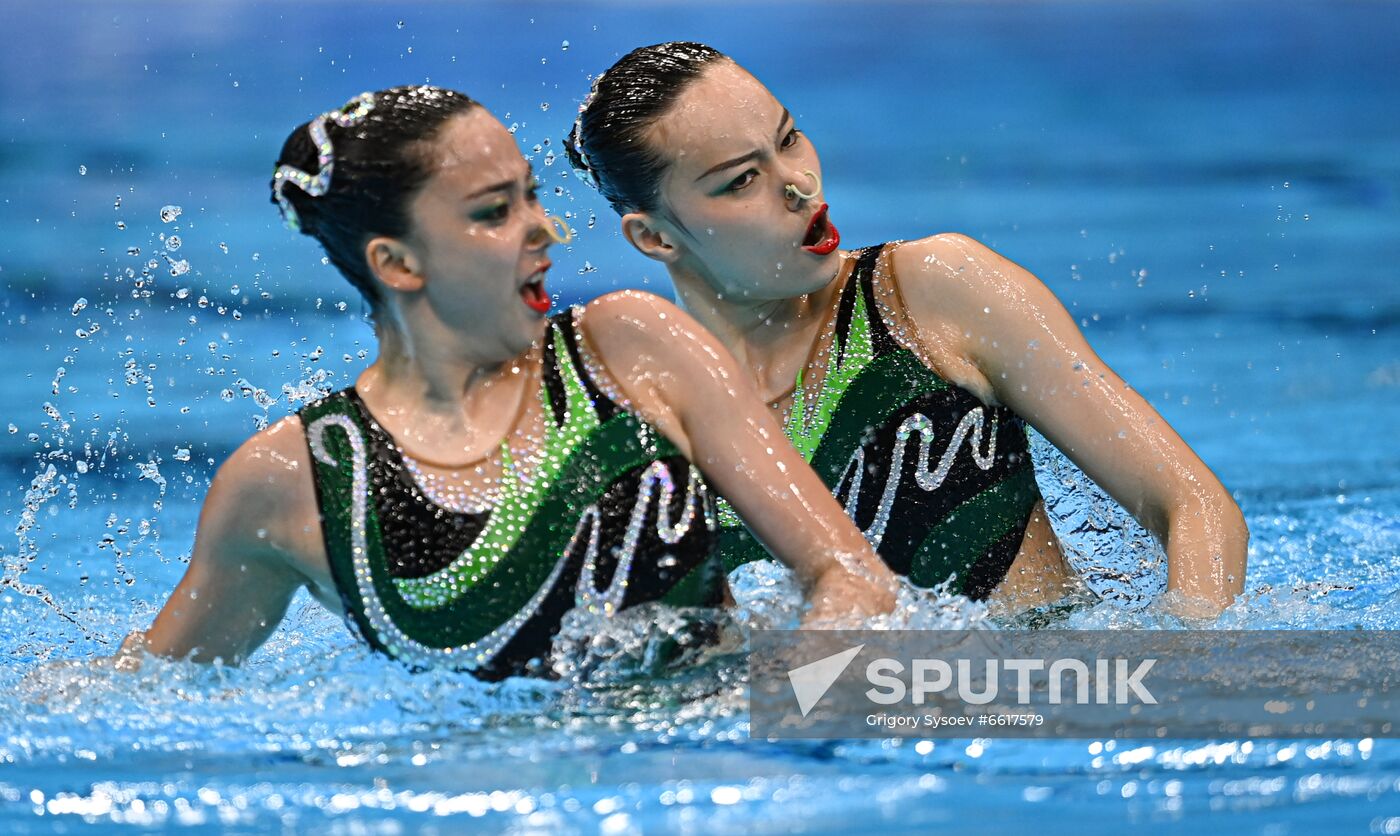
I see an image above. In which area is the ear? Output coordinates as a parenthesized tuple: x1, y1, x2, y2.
(364, 236, 425, 293)
(621, 212, 681, 265)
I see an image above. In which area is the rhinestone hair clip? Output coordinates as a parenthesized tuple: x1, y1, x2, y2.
(272, 92, 377, 231)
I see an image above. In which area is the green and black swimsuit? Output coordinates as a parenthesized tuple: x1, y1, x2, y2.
(716, 243, 1043, 600)
(300, 308, 723, 680)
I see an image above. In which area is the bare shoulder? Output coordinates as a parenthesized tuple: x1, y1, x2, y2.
(214, 416, 315, 510)
(890, 233, 1053, 316)
(572, 290, 749, 461)
(577, 289, 682, 343)
(203, 415, 322, 570)
(575, 290, 724, 376)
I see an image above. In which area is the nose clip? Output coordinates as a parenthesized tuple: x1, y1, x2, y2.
(784, 170, 822, 202)
(544, 214, 574, 245)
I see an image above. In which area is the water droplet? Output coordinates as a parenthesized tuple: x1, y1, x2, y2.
(159, 205, 182, 223)
(218, 242, 229, 254)
(220, 389, 235, 402)
(540, 102, 551, 112)
(126, 246, 141, 256)
(76, 461, 88, 474)
(169, 259, 190, 277)
(165, 235, 181, 252)
(396, 19, 405, 28)
(175, 287, 190, 299)
(70, 298, 88, 316)
(78, 165, 87, 176)
(561, 40, 570, 51)
(6, 424, 16, 434)
(174, 447, 191, 461)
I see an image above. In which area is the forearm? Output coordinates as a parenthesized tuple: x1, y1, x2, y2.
(1162, 493, 1249, 610)
(693, 418, 889, 590)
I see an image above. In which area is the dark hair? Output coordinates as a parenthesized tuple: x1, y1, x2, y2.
(271, 85, 479, 314)
(565, 42, 727, 215)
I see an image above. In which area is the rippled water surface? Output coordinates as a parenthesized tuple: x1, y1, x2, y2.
(2, 2, 1398, 832)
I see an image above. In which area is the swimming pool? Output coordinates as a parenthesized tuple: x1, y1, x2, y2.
(2, 1, 1398, 832)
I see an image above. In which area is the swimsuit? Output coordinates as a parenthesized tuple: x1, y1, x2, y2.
(300, 308, 724, 680)
(715, 243, 1043, 600)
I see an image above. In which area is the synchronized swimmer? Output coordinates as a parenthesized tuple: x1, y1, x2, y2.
(115, 44, 1248, 678)
(119, 85, 895, 678)
(567, 43, 1247, 617)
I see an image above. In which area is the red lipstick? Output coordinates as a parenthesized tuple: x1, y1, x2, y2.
(520, 262, 552, 313)
(802, 204, 840, 256)
(521, 282, 551, 313)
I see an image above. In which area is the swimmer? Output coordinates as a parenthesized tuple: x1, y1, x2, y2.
(116, 85, 898, 679)
(567, 44, 1248, 617)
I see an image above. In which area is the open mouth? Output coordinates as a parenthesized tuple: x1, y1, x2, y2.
(520, 266, 552, 314)
(801, 203, 840, 255)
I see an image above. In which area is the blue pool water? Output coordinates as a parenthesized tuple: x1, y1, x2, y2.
(2, 1, 1398, 832)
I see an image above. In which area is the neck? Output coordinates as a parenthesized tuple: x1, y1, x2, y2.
(355, 302, 535, 457)
(669, 254, 850, 401)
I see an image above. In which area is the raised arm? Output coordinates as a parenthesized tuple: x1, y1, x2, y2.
(575, 291, 897, 620)
(892, 234, 1248, 615)
(122, 420, 321, 666)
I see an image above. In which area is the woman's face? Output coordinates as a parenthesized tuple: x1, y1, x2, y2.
(640, 61, 842, 302)
(401, 108, 554, 358)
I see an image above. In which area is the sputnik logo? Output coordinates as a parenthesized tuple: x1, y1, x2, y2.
(787, 644, 864, 717)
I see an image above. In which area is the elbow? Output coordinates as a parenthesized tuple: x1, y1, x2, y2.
(1163, 477, 1248, 547)
(1163, 484, 1250, 601)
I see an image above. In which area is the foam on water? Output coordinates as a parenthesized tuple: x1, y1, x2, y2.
(4, 474, 1398, 830)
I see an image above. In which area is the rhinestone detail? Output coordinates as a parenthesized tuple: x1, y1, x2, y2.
(394, 326, 601, 609)
(574, 461, 701, 616)
(837, 408, 998, 549)
(308, 413, 570, 670)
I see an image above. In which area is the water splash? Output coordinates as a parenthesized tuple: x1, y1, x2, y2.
(1029, 428, 1167, 608)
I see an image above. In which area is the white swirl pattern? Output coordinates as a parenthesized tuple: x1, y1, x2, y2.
(309, 414, 703, 670)
(839, 408, 998, 549)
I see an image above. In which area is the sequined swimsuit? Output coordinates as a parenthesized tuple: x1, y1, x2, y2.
(300, 308, 723, 680)
(715, 244, 1043, 600)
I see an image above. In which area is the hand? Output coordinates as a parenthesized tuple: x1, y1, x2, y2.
(110, 631, 149, 672)
(800, 563, 897, 628)
(1157, 590, 1230, 622)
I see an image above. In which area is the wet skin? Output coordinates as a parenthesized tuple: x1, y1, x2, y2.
(615, 60, 1248, 616)
(132, 107, 902, 667)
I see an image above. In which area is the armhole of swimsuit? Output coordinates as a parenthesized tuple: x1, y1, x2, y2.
(872, 240, 940, 365)
(566, 305, 634, 420)
(293, 401, 361, 625)
(881, 241, 1006, 408)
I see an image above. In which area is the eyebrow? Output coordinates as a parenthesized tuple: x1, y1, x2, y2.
(694, 107, 793, 182)
(464, 168, 536, 201)
(465, 180, 514, 200)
